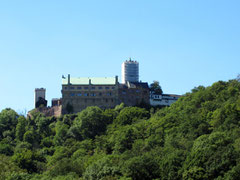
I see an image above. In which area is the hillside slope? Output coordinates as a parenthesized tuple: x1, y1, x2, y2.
(0, 80, 240, 179)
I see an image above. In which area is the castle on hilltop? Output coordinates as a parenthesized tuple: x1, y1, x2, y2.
(61, 59, 149, 114)
(32, 58, 180, 116)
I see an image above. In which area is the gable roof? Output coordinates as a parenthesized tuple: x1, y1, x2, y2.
(130, 82, 149, 89)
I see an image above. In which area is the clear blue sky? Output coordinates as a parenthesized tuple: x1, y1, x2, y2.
(0, 0, 240, 113)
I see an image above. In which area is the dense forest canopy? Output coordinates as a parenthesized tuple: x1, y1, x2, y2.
(0, 79, 240, 179)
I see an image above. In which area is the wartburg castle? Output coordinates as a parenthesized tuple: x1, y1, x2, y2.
(33, 59, 181, 116)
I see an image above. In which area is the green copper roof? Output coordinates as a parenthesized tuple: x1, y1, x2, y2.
(62, 77, 116, 85)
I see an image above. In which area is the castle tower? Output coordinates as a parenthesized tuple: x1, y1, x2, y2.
(121, 58, 139, 84)
(34, 88, 46, 108)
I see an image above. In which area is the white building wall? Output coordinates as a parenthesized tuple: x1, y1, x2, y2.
(150, 94, 180, 106)
(150, 98, 177, 106)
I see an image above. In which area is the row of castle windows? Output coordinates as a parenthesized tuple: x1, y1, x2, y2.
(151, 95, 178, 100)
(70, 98, 115, 103)
(70, 92, 112, 97)
(65, 86, 115, 90)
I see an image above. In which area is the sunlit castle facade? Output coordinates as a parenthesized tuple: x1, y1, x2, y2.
(121, 58, 139, 84)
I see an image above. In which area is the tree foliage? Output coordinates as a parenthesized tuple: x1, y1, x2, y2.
(150, 80, 163, 94)
(15, 116, 27, 141)
(0, 79, 240, 179)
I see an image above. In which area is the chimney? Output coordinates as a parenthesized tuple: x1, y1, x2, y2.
(89, 79, 91, 84)
(68, 74, 70, 84)
(115, 76, 118, 84)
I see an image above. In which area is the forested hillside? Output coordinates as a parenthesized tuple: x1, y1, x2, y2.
(1, 80, 240, 180)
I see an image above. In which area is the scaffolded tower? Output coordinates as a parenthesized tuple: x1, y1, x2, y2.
(121, 58, 139, 84)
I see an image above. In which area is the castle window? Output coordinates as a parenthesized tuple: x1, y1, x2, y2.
(90, 93, 96, 96)
(70, 93, 75, 96)
(105, 87, 109, 89)
(84, 87, 89, 90)
(99, 92, 102, 96)
(91, 87, 95, 89)
(70, 87, 75, 89)
(77, 87, 82, 89)
(77, 93, 82, 96)
(84, 93, 89, 96)
(112, 87, 115, 89)
(106, 92, 112, 96)
(98, 87, 102, 89)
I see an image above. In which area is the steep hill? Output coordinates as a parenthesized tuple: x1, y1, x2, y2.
(0, 79, 240, 179)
